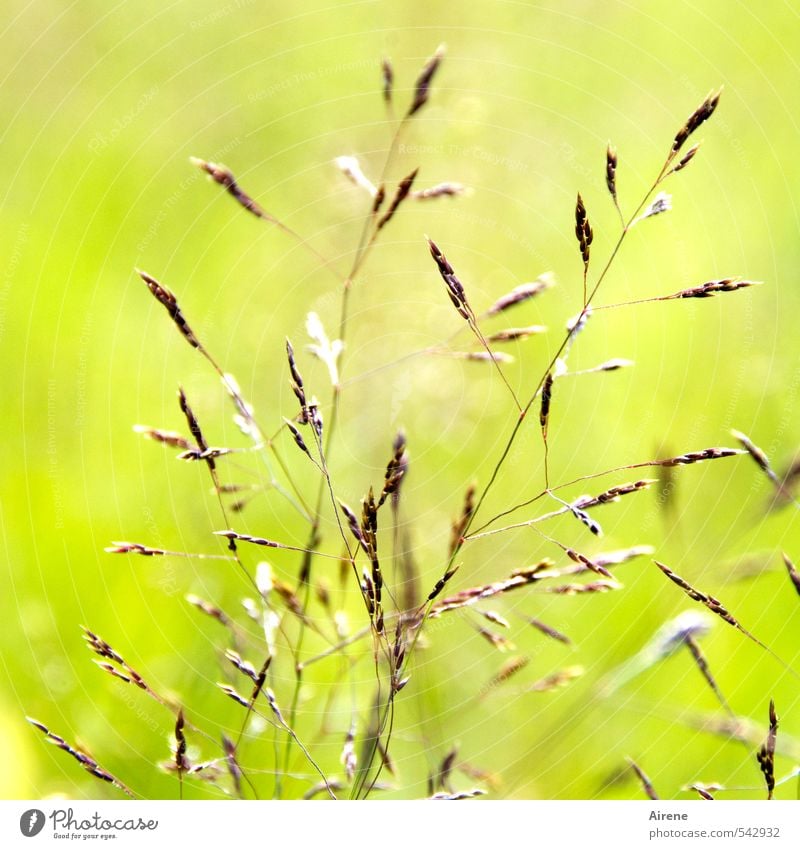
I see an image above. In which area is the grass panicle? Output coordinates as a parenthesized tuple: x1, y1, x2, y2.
(376, 168, 419, 230)
(575, 193, 593, 268)
(27, 718, 135, 797)
(407, 44, 446, 117)
(138, 269, 203, 351)
(75, 63, 790, 804)
(428, 237, 473, 321)
(190, 158, 270, 221)
(671, 89, 722, 157)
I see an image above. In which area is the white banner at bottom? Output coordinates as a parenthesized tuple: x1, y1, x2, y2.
(1, 800, 797, 848)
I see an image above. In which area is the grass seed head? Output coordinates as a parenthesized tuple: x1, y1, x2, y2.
(407, 44, 446, 117)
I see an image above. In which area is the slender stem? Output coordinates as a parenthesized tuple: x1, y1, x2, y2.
(280, 118, 412, 787)
(380, 157, 681, 766)
(299, 624, 374, 668)
(464, 159, 674, 540)
(466, 501, 572, 541)
(466, 314, 522, 411)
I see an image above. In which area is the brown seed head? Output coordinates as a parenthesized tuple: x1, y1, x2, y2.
(605, 144, 618, 201)
(670, 142, 702, 174)
(668, 279, 761, 299)
(378, 430, 408, 507)
(627, 758, 660, 800)
(487, 276, 553, 315)
(381, 57, 394, 104)
(104, 541, 166, 556)
(408, 44, 446, 117)
(782, 552, 800, 596)
(284, 417, 310, 456)
(427, 237, 473, 321)
(574, 193, 593, 268)
(339, 501, 369, 554)
(286, 338, 307, 421)
(757, 699, 778, 799)
(657, 447, 743, 467)
(377, 168, 419, 231)
(138, 270, 202, 350)
(175, 710, 188, 774)
(526, 618, 571, 644)
(731, 429, 779, 486)
(540, 372, 554, 437)
(672, 89, 722, 156)
(190, 157, 269, 219)
(487, 325, 546, 343)
(133, 425, 193, 450)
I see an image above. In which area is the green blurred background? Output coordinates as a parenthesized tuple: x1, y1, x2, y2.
(2, 0, 799, 800)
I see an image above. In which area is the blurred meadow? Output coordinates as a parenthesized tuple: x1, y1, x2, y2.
(2, 0, 800, 800)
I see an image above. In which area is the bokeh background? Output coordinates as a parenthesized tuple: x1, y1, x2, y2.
(2, 0, 800, 800)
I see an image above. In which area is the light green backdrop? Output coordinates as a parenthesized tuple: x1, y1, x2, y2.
(2, 0, 799, 800)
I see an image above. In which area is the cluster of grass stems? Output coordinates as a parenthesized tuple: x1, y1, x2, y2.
(28, 50, 800, 801)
